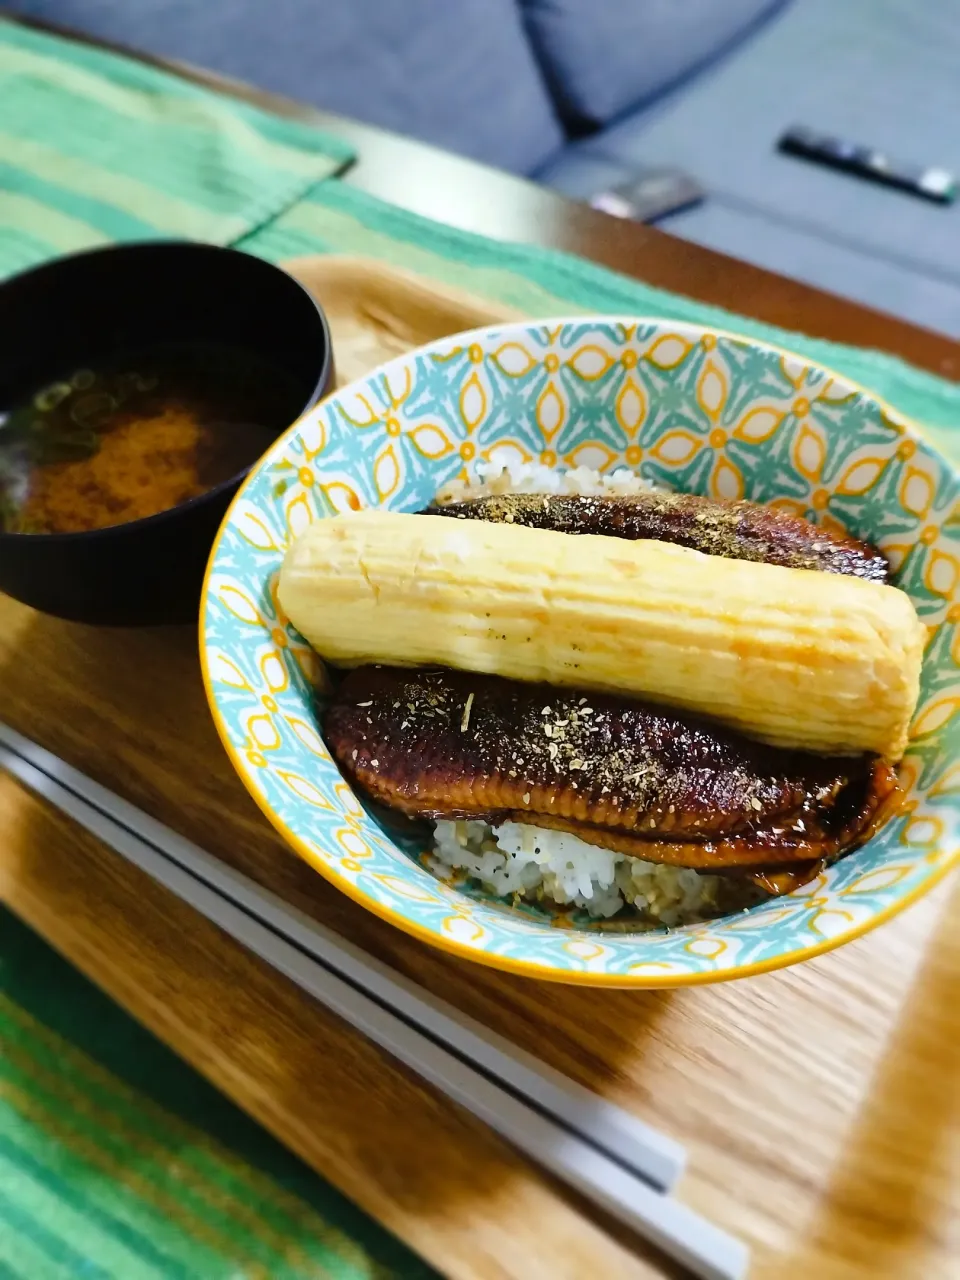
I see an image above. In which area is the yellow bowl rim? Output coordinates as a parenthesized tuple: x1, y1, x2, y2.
(198, 314, 960, 987)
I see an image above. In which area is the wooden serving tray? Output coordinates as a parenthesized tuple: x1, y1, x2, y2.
(1, 256, 958, 1280)
(286, 254, 524, 387)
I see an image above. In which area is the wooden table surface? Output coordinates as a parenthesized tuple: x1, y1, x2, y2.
(2, 19, 960, 1279)
(2, 602, 959, 1280)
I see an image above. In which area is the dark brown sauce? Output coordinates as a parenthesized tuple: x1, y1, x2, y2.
(0, 342, 301, 534)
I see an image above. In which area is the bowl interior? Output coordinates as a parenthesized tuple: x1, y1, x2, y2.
(202, 319, 960, 984)
(0, 241, 328, 435)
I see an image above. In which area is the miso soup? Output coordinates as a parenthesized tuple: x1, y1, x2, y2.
(0, 342, 302, 535)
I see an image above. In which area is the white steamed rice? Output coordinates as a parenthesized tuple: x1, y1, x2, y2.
(425, 461, 730, 927)
(430, 819, 723, 925)
(433, 459, 656, 504)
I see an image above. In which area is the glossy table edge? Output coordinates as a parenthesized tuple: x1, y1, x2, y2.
(4, 12, 960, 381)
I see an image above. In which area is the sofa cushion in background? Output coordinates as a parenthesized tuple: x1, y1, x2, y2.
(540, 0, 960, 336)
(11, 0, 566, 173)
(519, 0, 786, 128)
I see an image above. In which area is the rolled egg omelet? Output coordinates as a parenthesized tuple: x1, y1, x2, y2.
(278, 509, 924, 759)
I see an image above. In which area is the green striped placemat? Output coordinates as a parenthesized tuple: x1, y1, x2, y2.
(238, 180, 960, 465)
(0, 21, 353, 278)
(0, 907, 437, 1280)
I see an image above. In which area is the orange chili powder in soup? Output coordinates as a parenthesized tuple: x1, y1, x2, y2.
(20, 406, 213, 533)
(0, 344, 301, 535)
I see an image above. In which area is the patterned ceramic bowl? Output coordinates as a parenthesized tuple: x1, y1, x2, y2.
(200, 318, 960, 986)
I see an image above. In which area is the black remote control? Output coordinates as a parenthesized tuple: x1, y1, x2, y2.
(778, 125, 956, 204)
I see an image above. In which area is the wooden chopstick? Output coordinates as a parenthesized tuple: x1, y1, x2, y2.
(0, 724, 749, 1280)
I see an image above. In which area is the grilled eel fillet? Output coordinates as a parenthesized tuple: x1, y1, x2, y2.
(324, 666, 898, 871)
(424, 491, 890, 582)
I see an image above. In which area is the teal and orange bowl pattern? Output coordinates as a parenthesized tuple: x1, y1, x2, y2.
(200, 318, 960, 986)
